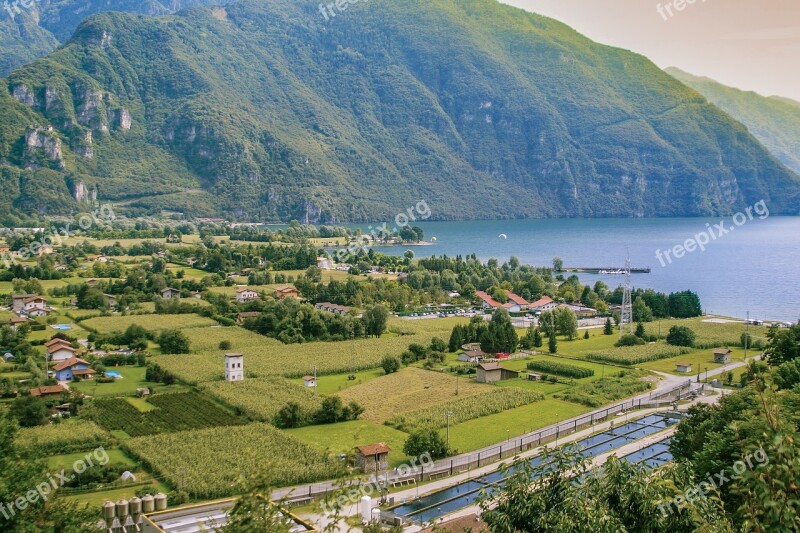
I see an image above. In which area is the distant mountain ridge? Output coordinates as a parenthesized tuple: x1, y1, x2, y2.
(667, 67, 800, 176)
(0, 0, 798, 223)
(0, 0, 231, 76)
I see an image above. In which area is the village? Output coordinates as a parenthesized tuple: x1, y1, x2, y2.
(0, 221, 785, 531)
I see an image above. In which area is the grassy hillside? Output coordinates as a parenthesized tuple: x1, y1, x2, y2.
(667, 67, 800, 176)
(1, 0, 798, 221)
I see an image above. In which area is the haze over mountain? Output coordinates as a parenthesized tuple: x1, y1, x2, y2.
(1, 0, 798, 223)
(667, 67, 800, 176)
(0, 0, 231, 76)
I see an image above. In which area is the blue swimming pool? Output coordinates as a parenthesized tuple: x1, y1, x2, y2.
(105, 371, 122, 378)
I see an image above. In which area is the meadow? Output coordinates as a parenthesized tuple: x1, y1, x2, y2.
(123, 424, 346, 498)
(286, 420, 411, 467)
(446, 398, 590, 452)
(71, 366, 185, 397)
(644, 317, 767, 348)
(640, 347, 745, 375)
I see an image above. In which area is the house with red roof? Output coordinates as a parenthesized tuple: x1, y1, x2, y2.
(52, 358, 96, 381)
(475, 290, 528, 313)
(30, 384, 68, 398)
(235, 287, 260, 303)
(529, 295, 558, 313)
(46, 339, 78, 362)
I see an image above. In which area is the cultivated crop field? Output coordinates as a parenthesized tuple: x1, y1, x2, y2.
(584, 344, 692, 365)
(557, 370, 653, 407)
(153, 318, 463, 383)
(386, 388, 545, 432)
(337, 367, 491, 423)
(81, 313, 217, 334)
(200, 378, 322, 423)
(124, 424, 345, 498)
(16, 419, 111, 456)
(644, 318, 768, 349)
(86, 392, 246, 436)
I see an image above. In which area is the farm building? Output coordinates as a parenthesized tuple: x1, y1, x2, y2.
(302, 376, 317, 388)
(225, 353, 244, 382)
(30, 384, 68, 399)
(527, 372, 543, 381)
(355, 443, 391, 473)
(236, 311, 260, 324)
(160, 287, 181, 299)
(675, 363, 693, 373)
(476, 363, 519, 383)
(713, 349, 732, 364)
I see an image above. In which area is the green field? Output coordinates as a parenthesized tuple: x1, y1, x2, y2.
(200, 378, 322, 423)
(81, 313, 218, 335)
(153, 317, 464, 383)
(447, 398, 590, 453)
(71, 366, 179, 397)
(286, 420, 411, 468)
(86, 392, 246, 437)
(124, 423, 346, 498)
(292, 368, 385, 395)
(337, 367, 491, 423)
(644, 317, 767, 348)
(640, 347, 746, 375)
(47, 448, 133, 471)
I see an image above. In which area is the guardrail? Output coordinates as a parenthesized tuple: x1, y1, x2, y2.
(278, 381, 692, 505)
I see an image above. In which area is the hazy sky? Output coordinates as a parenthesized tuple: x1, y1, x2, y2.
(501, 0, 800, 101)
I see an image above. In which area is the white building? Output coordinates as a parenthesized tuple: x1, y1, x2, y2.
(225, 352, 244, 382)
(235, 288, 259, 303)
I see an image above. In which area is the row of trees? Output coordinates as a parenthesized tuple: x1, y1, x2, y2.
(240, 300, 388, 344)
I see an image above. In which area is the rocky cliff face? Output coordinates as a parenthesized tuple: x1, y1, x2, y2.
(23, 126, 65, 170)
(1, 0, 798, 221)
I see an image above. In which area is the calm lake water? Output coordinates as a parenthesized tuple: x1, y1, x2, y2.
(368, 217, 800, 322)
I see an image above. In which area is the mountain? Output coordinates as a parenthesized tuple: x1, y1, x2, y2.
(667, 67, 800, 176)
(1, 0, 798, 223)
(0, 0, 230, 77)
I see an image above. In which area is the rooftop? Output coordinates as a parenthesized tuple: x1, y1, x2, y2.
(356, 443, 391, 456)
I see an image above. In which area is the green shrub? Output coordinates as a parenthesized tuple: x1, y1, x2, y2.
(526, 360, 594, 379)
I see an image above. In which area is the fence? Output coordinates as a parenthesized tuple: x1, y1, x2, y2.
(276, 380, 692, 504)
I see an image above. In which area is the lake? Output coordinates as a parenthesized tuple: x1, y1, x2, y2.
(367, 217, 800, 322)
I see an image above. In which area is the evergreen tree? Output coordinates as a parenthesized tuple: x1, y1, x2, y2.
(604, 317, 614, 335)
